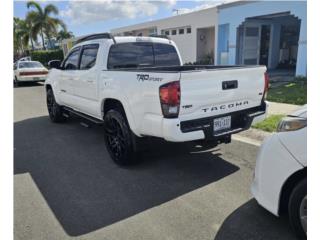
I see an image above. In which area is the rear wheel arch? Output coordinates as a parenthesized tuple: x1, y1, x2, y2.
(102, 98, 137, 133)
(279, 167, 307, 215)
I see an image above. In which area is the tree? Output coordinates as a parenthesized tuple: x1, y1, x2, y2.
(14, 17, 22, 54)
(26, 1, 66, 50)
(56, 29, 74, 42)
(14, 17, 37, 55)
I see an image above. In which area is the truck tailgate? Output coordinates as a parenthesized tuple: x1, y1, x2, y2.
(179, 66, 266, 121)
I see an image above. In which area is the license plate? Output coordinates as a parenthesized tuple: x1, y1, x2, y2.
(33, 77, 40, 80)
(213, 116, 231, 132)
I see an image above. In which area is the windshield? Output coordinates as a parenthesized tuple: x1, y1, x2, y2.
(19, 62, 44, 69)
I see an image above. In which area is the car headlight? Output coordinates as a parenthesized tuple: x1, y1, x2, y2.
(277, 116, 307, 132)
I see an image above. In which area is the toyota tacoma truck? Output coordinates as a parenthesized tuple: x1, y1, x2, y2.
(45, 33, 268, 165)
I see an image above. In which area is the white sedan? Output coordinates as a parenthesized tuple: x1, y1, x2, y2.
(14, 61, 48, 85)
(251, 105, 307, 239)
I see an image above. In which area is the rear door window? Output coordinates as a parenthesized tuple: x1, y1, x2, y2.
(153, 43, 180, 66)
(108, 43, 154, 69)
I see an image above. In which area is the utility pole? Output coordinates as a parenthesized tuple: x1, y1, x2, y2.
(172, 9, 180, 15)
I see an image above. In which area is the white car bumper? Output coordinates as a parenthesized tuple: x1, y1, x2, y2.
(16, 75, 47, 82)
(251, 134, 304, 216)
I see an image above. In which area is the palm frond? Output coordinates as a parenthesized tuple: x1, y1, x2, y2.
(44, 4, 59, 16)
(26, 1, 43, 15)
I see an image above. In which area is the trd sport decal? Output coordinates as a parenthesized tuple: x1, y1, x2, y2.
(137, 74, 163, 82)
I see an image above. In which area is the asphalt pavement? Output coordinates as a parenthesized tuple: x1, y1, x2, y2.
(14, 82, 298, 240)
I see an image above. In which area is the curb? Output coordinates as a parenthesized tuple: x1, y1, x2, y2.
(232, 134, 262, 147)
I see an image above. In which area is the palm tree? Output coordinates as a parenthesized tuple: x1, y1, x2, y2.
(14, 17, 22, 54)
(26, 1, 66, 50)
(14, 17, 37, 55)
(25, 14, 38, 50)
(56, 30, 74, 49)
(56, 30, 74, 42)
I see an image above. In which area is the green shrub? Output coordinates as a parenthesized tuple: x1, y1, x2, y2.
(252, 114, 285, 132)
(30, 49, 64, 67)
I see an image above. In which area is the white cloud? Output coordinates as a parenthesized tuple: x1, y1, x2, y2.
(62, 0, 176, 25)
(174, 0, 238, 15)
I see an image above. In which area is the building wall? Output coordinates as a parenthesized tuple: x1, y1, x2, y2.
(111, 7, 218, 64)
(217, 1, 307, 76)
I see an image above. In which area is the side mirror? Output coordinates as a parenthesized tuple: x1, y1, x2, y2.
(48, 60, 62, 69)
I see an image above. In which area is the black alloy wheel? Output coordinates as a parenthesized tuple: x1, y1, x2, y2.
(104, 109, 138, 165)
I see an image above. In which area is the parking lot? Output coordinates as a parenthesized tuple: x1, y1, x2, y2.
(14, 82, 298, 240)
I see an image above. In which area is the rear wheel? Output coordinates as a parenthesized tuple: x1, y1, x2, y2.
(46, 88, 66, 123)
(288, 178, 307, 239)
(104, 109, 139, 165)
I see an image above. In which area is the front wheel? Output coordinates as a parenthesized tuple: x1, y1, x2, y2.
(14, 76, 19, 86)
(46, 88, 66, 123)
(288, 178, 307, 239)
(104, 109, 139, 165)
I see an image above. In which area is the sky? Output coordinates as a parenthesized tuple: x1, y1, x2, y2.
(14, 0, 226, 37)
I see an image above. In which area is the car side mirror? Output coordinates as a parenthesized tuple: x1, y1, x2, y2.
(48, 60, 62, 69)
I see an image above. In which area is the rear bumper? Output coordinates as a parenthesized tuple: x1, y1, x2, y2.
(162, 102, 267, 142)
(16, 75, 47, 82)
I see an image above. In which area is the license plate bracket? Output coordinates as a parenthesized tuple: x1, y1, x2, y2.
(213, 116, 231, 133)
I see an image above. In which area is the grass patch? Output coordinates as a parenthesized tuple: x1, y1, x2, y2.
(267, 77, 307, 105)
(252, 114, 285, 132)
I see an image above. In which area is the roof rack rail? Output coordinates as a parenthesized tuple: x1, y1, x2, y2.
(76, 32, 116, 44)
(148, 34, 170, 40)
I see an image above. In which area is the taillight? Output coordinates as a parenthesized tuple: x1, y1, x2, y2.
(159, 81, 180, 118)
(263, 72, 269, 99)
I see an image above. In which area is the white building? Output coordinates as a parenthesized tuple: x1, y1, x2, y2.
(111, 7, 218, 64)
(216, 1, 307, 76)
(111, 1, 307, 76)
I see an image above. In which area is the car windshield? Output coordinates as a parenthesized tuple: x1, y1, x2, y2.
(19, 62, 43, 69)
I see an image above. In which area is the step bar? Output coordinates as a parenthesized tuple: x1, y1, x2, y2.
(62, 107, 104, 125)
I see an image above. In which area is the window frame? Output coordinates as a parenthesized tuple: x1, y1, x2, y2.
(61, 46, 81, 70)
(79, 44, 100, 70)
(187, 27, 191, 34)
(107, 42, 180, 70)
(171, 29, 177, 35)
(179, 29, 184, 35)
(107, 42, 155, 70)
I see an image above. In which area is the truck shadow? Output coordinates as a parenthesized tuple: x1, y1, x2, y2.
(214, 199, 298, 240)
(14, 116, 239, 236)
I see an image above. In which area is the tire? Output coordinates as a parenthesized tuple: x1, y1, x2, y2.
(103, 108, 139, 165)
(46, 88, 67, 123)
(288, 178, 307, 239)
(14, 76, 19, 86)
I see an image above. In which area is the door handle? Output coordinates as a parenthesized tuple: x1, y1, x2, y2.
(61, 89, 66, 93)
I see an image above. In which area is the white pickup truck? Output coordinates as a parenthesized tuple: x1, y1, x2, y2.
(45, 33, 268, 165)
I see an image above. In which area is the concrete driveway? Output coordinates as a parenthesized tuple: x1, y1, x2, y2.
(14, 82, 298, 240)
